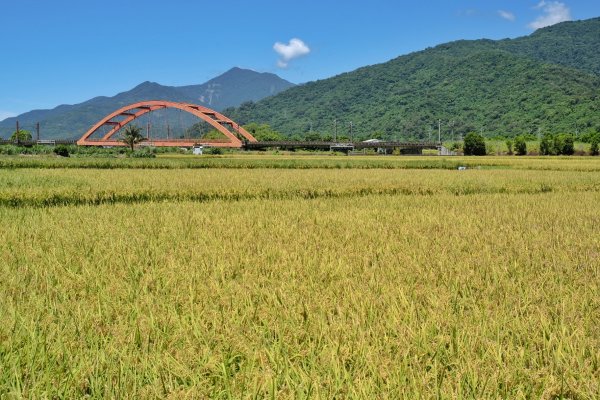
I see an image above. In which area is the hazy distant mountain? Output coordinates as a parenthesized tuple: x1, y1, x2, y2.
(227, 17, 600, 140)
(0, 68, 295, 139)
(177, 67, 296, 110)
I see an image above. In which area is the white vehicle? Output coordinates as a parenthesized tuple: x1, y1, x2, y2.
(192, 145, 203, 155)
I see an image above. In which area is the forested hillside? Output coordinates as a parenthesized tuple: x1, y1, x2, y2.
(500, 17, 600, 76)
(227, 18, 600, 140)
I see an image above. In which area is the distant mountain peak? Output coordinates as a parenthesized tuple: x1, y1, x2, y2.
(212, 67, 267, 81)
(176, 68, 295, 109)
(0, 68, 295, 138)
(132, 81, 163, 90)
(213, 67, 288, 81)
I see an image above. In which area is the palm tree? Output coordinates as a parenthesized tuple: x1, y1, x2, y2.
(10, 129, 32, 142)
(120, 124, 146, 151)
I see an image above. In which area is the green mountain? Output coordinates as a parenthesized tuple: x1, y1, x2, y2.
(500, 17, 600, 76)
(226, 18, 600, 140)
(0, 68, 294, 139)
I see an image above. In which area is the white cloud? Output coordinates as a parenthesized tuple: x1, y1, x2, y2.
(0, 111, 16, 122)
(498, 10, 516, 22)
(273, 38, 310, 68)
(528, 1, 572, 30)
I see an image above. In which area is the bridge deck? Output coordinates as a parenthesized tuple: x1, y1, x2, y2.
(245, 141, 441, 150)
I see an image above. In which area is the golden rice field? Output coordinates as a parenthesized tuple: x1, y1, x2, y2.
(0, 155, 599, 398)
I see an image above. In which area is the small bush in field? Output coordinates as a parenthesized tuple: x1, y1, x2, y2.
(53, 145, 70, 157)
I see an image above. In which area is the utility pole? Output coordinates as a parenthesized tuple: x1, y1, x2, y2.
(349, 121, 353, 143)
(146, 122, 150, 139)
(334, 119, 337, 142)
(167, 124, 171, 139)
(16, 120, 19, 136)
(438, 119, 441, 143)
(36, 122, 40, 141)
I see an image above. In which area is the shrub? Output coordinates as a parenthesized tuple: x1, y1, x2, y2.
(514, 136, 527, 156)
(506, 140, 513, 155)
(448, 142, 462, 152)
(128, 148, 156, 158)
(53, 145, 70, 157)
(540, 133, 554, 155)
(305, 132, 323, 141)
(590, 134, 599, 156)
(0, 145, 20, 155)
(243, 123, 284, 141)
(555, 134, 575, 155)
(19, 147, 35, 155)
(540, 133, 575, 155)
(205, 147, 223, 155)
(463, 133, 486, 156)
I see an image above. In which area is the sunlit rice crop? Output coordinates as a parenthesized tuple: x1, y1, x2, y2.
(0, 156, 598, 398)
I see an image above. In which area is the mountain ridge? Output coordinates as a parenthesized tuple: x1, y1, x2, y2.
(0, 68, 295, 139)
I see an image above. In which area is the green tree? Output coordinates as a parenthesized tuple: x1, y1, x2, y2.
(506, 139, 514, 155)
(305, 132, 322, 141)
(10, 129, 32, 142)
(120, 124, 146, 151)
(53, 145, 70, 157)
(589, 133, 599, 156)
(514, 135, 527, 156)
(540, 133, 575, 155)
(540, 133, 554, 155)
(202, 129, 227, 140)
(244, 123, 284, 141)
(557, 133, 575, 155)
(204, 147, 223, 155)
(463, 132, 486, 156)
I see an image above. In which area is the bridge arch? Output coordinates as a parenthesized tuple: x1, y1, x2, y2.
(77, 100, 256, 147)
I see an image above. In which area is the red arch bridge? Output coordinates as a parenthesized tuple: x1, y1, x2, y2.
(77, 100, 257, 148)
(76, 100, 447, 153)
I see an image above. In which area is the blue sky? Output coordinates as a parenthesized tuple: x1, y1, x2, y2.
(1, 0, 599, 119)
